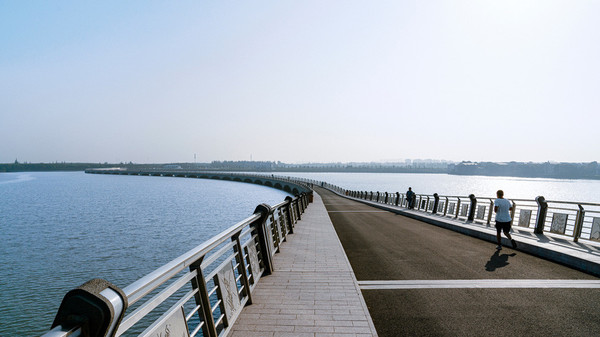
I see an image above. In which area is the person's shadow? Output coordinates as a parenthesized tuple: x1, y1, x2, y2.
(485, 250, 516, 272)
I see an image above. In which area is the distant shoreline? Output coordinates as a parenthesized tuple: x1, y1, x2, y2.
(2, 162, 599, 180)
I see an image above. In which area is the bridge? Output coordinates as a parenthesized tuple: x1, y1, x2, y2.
(43, 171, 600, 337)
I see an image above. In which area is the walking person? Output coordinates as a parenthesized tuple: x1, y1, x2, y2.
(493, 190, 517, 250)
(406, 187, 415, 209)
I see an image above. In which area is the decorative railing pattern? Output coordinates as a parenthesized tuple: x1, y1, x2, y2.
(43, 172, 312, 337)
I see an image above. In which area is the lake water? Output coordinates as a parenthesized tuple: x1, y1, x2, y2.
(0, 172, 291, 336)
(2, 171, 599, 336)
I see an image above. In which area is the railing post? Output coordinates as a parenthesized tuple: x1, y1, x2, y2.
(443, 197, 449, 216)
(300, 192, 306, 213)
(574, 205, 585, 242)
(189, 259, 218, 337)
(510, 201, 516, 224)
(534, 196, 548, 234)
(468, 194, 477, 222)
(432, 193, 439, 214)
(384, 192, 389, 204)
(294, 197, 302, 221)
(376, 192, 380, 202)
(396, 192, 400, 206)
(370, 192, 373, 200)
(487, 199, 494, 225)
(284, 196, 294, 234)
(253, 203, 275, 275)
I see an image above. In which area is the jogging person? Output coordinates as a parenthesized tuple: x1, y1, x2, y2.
(493, 190, 517, 250)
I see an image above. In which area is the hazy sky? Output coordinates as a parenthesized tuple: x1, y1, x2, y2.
(1, 1, 599, 164)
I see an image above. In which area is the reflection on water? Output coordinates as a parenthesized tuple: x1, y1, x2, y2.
(0, 173, 35, 185)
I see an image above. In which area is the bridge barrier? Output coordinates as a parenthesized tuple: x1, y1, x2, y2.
(43, 172, 312, 337)
(356, 190, 600, 242)
(289, 177, 600, 244)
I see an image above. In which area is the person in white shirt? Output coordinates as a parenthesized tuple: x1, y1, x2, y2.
(493, 190, 517, 250)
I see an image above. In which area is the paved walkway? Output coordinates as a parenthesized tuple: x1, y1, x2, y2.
(336, 190, 600, 278)
(231, 187, 600, 337)
(229, 191, 378, 337)
(317, 187, 600, 337)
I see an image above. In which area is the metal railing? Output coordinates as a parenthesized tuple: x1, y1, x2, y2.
(285, 176, 600, 244)
(43, 174, 312, 337)
(342, 189, 600, 243)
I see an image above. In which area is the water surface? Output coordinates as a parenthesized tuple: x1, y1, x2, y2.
(0, 172, 290, 336)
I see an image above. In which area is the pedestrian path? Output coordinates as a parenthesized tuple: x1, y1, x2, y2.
(229, 191, 378, 337)
(230, 186, 600, 337)
(315, 187, 600, 337)
(338, 191, 600, 278)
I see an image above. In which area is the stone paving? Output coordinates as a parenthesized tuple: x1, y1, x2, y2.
(229, 191, 378, 337)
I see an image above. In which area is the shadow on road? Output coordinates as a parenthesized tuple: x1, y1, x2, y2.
(485, 250, 517, 272)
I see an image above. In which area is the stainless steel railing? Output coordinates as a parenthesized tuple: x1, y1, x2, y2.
(286, 175, 600, 244)
(341, 188, 600, 243)
(42, 174, 312, 337)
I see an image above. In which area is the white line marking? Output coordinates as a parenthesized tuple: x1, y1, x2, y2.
(327, 211, 389, 213)
(358, 279, 600, 290)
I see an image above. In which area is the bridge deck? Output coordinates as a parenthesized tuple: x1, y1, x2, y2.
(231, 188, 600, 337)
(230, 191, 378, 337)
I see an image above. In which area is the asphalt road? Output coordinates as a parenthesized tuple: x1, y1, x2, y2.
(316, 187, 600, 337)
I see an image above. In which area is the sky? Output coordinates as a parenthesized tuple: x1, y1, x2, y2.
(1, 1, 599, 164)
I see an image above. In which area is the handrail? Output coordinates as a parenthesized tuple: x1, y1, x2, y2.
(289, 176, 600, 244)
(42, 172, 313, 337)
(123, 213, 262, 305)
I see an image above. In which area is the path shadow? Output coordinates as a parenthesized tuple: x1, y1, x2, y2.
(485, 251, 517, 272)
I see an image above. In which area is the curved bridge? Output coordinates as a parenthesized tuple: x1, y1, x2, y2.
(85, 168, 312, 197)
(46, 169, 314, 337)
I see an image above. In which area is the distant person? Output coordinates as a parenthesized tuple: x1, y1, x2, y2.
(406, 187, 415, 209)
(493, 190, 517, 250)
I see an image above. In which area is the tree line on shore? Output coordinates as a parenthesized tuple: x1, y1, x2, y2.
(2, 160, 599, 180)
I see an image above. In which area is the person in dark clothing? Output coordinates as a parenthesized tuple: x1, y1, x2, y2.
(406, 187, 415, 209)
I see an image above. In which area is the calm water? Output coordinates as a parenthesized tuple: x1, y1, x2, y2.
(281, 172, 600, 202)
(0, 172, 291, 336)
(2, 171, 599, 336)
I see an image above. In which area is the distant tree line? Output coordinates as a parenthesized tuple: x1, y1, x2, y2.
(0, 162, 121, 172)
(448, 161, 600, 180)
(2, 160, 598, 179)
